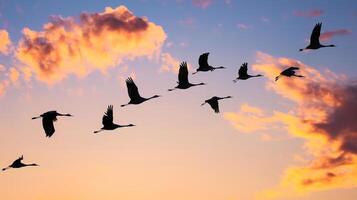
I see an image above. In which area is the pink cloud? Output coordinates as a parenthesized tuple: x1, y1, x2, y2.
(237, 23, 252, 30)
(293, 9, 323, 17)
(320, 29, 352, 41)
(192, 0, 213, 8)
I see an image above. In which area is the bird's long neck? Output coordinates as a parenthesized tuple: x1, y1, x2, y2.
(25, 163, 38, 167)
(221, 96, 232, 100)
(250, 74, 262, 78)
(293, 74, 304, 78)
(321, 44, 335, 48)
(214, 66, 225, 70)
(57, 113, 71, 117)
(193, 82, 205, 86)
(147, 95, 160, 100)
(2, 166, 10, 171)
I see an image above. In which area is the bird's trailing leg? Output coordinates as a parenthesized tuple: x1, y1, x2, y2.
(275, 75, 281, 81)
(233, 79, 238, 83)
(120, 103, 130, 107)
(2, 166, 10, 171)
(31, 115, 41, 120)
(94, 129, 103, 134)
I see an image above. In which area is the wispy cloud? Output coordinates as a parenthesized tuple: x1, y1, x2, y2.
(293, 9, 323, 17)
(192, 0, 213, 9)
(15, 5, 167, 84)
(236, 23, 252, 30)
(225, 52, 357, 199)
(320, 29, 352, 41)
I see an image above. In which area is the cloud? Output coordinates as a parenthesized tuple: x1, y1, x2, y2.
(225, 52, 357, 199)
(192, 0, 213, 8)
(15, 5, 167, 84)
(8, 67, 20, 84)
(179, 17, 196, 28)
(236, 23, 252, 30)
(293, 9, 323, 17)
(0, 29, 12, 55)
(320, 29, 352, 41)
(159, 53, 181, 73)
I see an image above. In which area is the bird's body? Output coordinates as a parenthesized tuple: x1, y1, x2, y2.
(300, 23, 335, 51)
(275, 67, 304, 81)
(94, 105, 135, 133)
(168, 62, 206, 91)
(192, 53, 225, 74)
(121, 77, 160, 107)
(32, 111, 72, 137)
(2, 156, 38, 171)
(201, 96, 232, 113)
(233, 63, 263, 82)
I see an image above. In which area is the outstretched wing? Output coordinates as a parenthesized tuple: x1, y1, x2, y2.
(198, 52, 210, 69)
(208, 100, 219, 113)
(178, 61, 189, 84)
(238, 62, 248, 77)
(102, 105, 114, 126)
(310, 23, 321, 46)
(286, 66, 299, 71)
(12, 155, 24, 165)
(42, 116, 55, 137)
(126, 77, 141, 100)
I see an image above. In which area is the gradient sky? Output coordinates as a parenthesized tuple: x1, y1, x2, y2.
(1, 1, 357, 200)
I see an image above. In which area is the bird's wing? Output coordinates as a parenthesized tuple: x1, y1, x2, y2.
(198, 53, 209, 69)
(42, 117, 55, 137)
(287, 66, 299, 71)
(238, 63, 248, 77)
(102, 105, 114, 126)
(126, 77, 141, 100)
(209, 100, 220, 113)
(178, 61, 189, 84)
(310, 23, 321, 46)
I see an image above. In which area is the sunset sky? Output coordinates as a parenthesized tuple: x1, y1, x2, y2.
(1, 0, 357, 200)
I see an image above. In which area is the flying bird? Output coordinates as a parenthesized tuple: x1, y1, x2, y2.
(121, 77, 160, 107)
(201, 96, 232, 113)
(275, 67, 304, 81)
(94, 105, 135, 133)
(192, 52, 225, 74)
(233, 62, 263, 82)
(299, 22, 335, 51)
(2, 155, 38, 171)
(168, 61, 206, 91)
(32, 111, 72, 137)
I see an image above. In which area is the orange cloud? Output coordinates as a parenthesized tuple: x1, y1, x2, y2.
(16, 5, 167, 84)
(159, 53, 181, 73)
(225, 52, 357, 198)
(8, 67, 20, 84)
(0, 29, 12, 55)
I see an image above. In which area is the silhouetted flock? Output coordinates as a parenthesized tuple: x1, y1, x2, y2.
(3, 22, 334, 171)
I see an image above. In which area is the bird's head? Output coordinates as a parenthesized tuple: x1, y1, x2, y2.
(128, 124, 135, 127)
(199, 82, 206, 85)
(65, 114, 73, 117)
(152, 95, 161, 98)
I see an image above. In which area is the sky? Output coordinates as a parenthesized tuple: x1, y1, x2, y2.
(0, 0, 357, 199)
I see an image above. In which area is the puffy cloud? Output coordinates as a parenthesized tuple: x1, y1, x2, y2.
(159, 53, 181, 73)
(8, 67, 20, 84)
(320, 29, 352, 41)
(192, 0, 213, 8)
(0, 29, 12, 55)
(225, 52, 357, 198)
(16, 5, 167, 84)
(293, 9, 323, 17)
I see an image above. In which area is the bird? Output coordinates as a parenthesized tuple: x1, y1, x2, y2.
(2, 155, 38, 171)
(192, 52, 225, 74)
(299, 22, 335, 51)
(168, 61, 206, 91)
(94, 105, 135, 133)
(233, 62, 263, 82)
(201, 96, 232, 113)
(121, 77, 160, 107)
(32, 111, 72, 137)
(275, 67, 304, 81)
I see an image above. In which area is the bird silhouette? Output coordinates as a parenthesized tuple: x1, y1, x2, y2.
(299, 22, 335, 51)
(94, 105, 135, 133)
(275, 67, 304, 81)
(201, 96, 232, 113)
(233, 62, 263, 82)
(2, 155, 38, 171)
(192, 52, 225, 74)
(32, 111, 72, 137)
(168, 61, 206, 91)
(121, 77, 160, 107)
